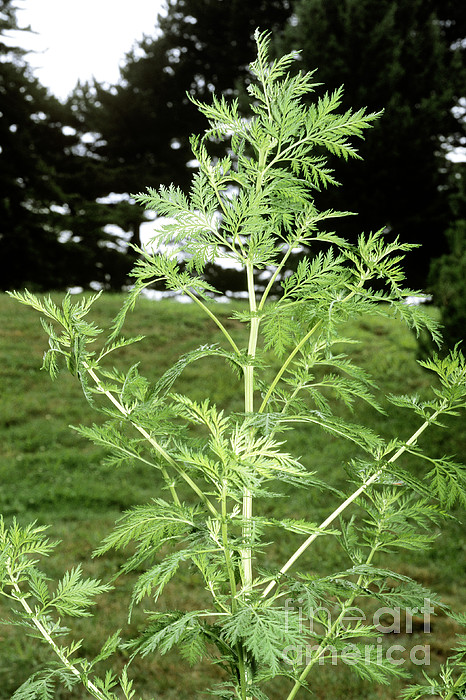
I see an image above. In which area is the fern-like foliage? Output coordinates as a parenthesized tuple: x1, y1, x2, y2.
(4, 29, 466, 700)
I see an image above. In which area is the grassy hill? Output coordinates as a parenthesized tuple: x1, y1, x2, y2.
(0, 292, 464, 699)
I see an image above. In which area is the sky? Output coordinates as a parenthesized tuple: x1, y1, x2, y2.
(13, 0, 166, 99)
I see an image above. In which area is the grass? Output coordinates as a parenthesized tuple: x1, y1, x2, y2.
(0, 292, 464, 699)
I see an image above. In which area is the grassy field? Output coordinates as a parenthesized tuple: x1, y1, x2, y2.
(0, 292, 464, 699)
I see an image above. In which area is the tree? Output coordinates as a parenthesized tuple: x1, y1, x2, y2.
(0, 0, 134, 291)
(279, 0, 466, 286)
(426, 160, 466, 352)
(428, 220, 466, 350)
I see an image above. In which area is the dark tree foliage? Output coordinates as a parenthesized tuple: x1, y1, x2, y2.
(0, 1, 66, 290)
(280, 0, 466, 286)
(428, 221, 466, 351)
(426, 164, 466, 351)
(74, 0, 294, 265)
(0, 0, 134, 291)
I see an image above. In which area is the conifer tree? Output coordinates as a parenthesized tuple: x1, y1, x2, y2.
(0, 0, 134, 291)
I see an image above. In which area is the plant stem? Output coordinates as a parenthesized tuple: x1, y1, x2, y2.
(84, 363, 220, 519)
(184, 289, 242, 356)
(262, 410, 442, 599)
(242, 262, 259, 591)
(258, 239, 298, 311)
(258, 320, 322, 413)
(219, 483, 249, 700)
(258, 277, 368, 415)
(236, 260, 261, 700)
(7, 560, 107, 700)
(285, 545, 379, 700)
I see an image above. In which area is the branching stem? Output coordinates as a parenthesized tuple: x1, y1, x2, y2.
(259, 320, 322, 413)
(258, 238, 299, 311)
(7, 560, 107, 700)
(259, 279, 366, 414)
(184, 289, 242, 356)
(84, 363, 220, 518)
(262, 408, 443, 599)
(284, 545, 379, 700)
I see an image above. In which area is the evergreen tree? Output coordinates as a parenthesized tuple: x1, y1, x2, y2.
(428, 220, 466, 350)
(280, 0, 466, 286)
(427, 162, 466, 351)
(0, 0, 134, 291)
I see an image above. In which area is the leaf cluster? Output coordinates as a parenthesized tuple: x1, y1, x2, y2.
(4, 29, 466, 700)
(0, 519, 137, 700)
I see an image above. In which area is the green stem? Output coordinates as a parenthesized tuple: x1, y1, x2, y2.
(259, 320, 322, 413)
(84, 363, 220, 519)
(258, 279, 367, 414)
(258, 239, 297, 311)
(262, 410, 442, 599)
(184, 289, 241, 356)
(219, 484, 249, 700)
(261, 116, 361, 182)
(285, 545, 379, 700)
(7, 561, 107, 700)
(236, 261, 261, 700)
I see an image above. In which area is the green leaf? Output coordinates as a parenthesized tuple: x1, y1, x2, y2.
(151, 345, 244, 399)
(125, 609, 212, 658)
(94, 500, 196, 559)
(222, 603, 303, 675)
(130, 549, 189, 610)
(50, 566, 111, 617)
(90, 631, 122, 668)
(424, 457, 466, 508)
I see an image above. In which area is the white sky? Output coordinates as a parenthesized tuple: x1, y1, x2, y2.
(12, 0, 166, 99)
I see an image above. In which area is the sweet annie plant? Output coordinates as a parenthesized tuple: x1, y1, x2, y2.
(4, 31, 466, 700)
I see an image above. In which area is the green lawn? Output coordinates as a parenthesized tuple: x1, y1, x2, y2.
(0, 292, 464, 699)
